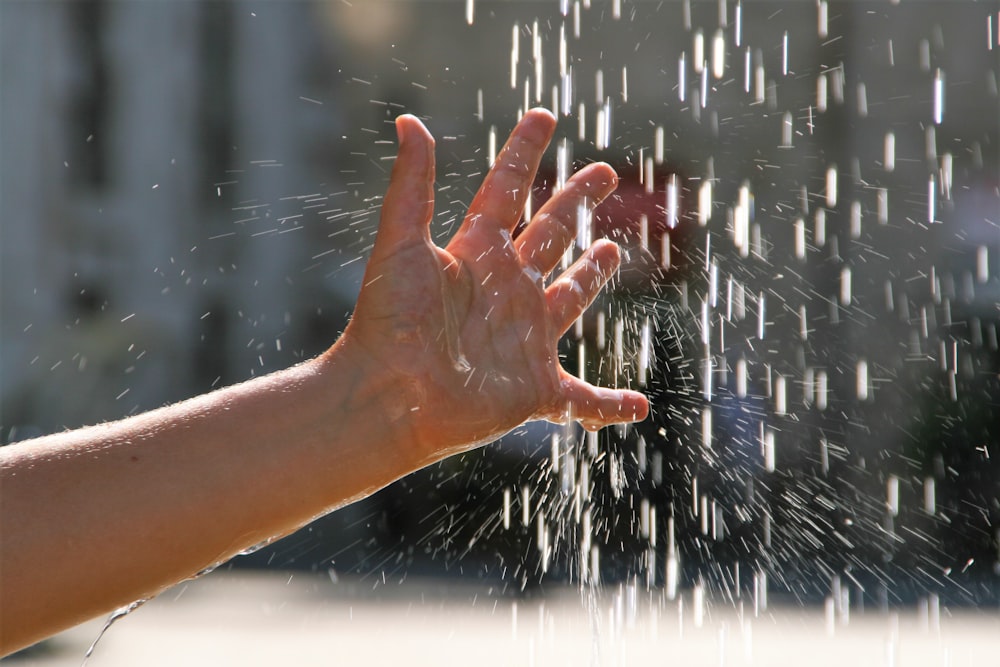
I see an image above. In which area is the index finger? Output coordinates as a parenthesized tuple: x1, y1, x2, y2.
(459, 108, 557, 239)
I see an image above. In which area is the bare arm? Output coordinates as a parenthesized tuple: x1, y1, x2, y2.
(0, 109, 648, 655)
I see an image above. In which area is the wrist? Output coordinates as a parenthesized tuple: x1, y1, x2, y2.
(316, 330, 427, 475)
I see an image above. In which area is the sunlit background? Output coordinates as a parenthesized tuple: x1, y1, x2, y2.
(2, 1, 998, 664)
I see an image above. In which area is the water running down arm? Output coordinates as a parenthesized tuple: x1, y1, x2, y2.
(0, 108, 648, 655)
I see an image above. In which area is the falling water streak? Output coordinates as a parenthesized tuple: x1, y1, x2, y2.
(733, 280, 746, 320)
(884, 132, 895, 172)
(735, 183, 751, 257)
(693, 580, 706, 628)
(924, 477, 936, 514)
(665, 517, 679, 600)
(840, 267, 852, 307)
(817, 72, 828, 112)
(532, 20, 543, 103)
(877, 188, 889, 225)
(857, 82, 868, 117)
(725, 277, 734, 321)
(465, 0, 474, 25)
(712, 29, 725, 80)
(817, 0, 828, 38)
(639, 318, 651, 388)
(757, 291, 766, 340)
(825, 165, 838, 208)
(753, 571, 767, 616)
(856, 359, 869, 401)
(503, 487, 511, 529)
(781, 111, 793, 148)
(940, 152, 953, 201)
(521, 484, 530, 527)
(816, 370, 828, 410)
(815, 208, 826, 247)
(576, 197, 591, 250)
(782, 31, 789, 76)
(560, 70, 572, 116)
(700, 61, 709, 108)
(698, 180, 712, 224)
(928, 174, 936, 223)
(558, 23, 567, 77)
(734, 1, 742, 46)
(556, 138, 570, 192)
(666, 174, 679, 229)
(679, 52, 687, 103)
(763, 428, 775, 472)
(743, 47, 751, 93)
(887, 475, 900, 516)
(831, 65, 844, 105)
(487, 125, 497, 167)
(736, 358, 747, 398)
(654, 125, 665, 163)
(693, 30, 704, 74)
(794, 217, 805, 259)
(510, 24, 519, 89)
(933, 69, 945, 125)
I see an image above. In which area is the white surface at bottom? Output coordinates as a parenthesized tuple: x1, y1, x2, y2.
(5, 571, 998, 666)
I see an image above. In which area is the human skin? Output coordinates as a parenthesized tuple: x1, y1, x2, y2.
(0, 108, 648, 655)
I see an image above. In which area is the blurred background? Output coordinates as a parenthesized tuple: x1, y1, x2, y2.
(2, 0, 999, 661)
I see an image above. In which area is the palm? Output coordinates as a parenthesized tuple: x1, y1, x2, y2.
(345, 110, 647, 461)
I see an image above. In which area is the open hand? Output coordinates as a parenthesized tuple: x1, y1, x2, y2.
(340, 108, 649, 464)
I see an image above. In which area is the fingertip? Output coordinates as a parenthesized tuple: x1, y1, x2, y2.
(587, 161, 620, 189)
(395, 114, 434, 149)
(520, 107, 558, 139)
(590, 238, 622, 269)
(526, 106, 556, 123)
(626, 391, 651, 422)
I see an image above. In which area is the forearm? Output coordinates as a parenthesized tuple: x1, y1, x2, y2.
(0, 338, 415, 655)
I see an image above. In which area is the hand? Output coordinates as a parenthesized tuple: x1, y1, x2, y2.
(336, 108, 649, 464)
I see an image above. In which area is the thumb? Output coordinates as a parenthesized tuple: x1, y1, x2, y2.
(373, 115, 436, 259)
